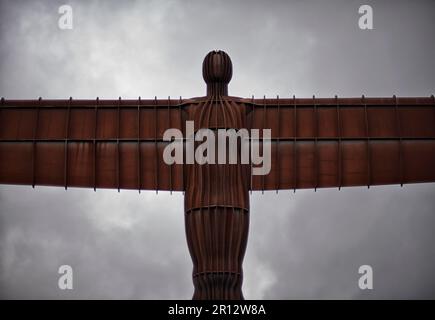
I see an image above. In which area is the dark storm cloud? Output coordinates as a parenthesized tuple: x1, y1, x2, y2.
(1, 0, 435, 299)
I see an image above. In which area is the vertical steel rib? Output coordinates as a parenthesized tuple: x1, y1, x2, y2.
(93, 97, 98, 191)
(262, 95, 266, 194)
(117, 97, 121, 192)
(313, 95, 318, 191)
(137, 96, 142, 193)
(293, 95, 297, 192)
(276, 95, 280, 193)
(250, 95, 254, 194)
(179, 96, 184, 193)
(64, 97, 71, 190)
(31, 97, 41, 188)
(336, 95, 342, 190)
(154, 96, 159, 193)
(168, 96, 172, 194)
(363, 95, 371, 188)
(394, 95, 403, 186)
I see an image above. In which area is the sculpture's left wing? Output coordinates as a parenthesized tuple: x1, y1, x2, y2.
(245, 96, 435, 192)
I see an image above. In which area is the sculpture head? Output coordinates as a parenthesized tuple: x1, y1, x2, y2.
(202, 50, 232, 96)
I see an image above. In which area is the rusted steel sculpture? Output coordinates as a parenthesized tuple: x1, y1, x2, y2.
(1, 50, 435, 299)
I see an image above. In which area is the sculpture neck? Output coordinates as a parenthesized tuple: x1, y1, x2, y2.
(207, 82, 228, 96)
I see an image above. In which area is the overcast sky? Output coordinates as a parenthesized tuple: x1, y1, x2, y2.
(1, 0, 435, 299)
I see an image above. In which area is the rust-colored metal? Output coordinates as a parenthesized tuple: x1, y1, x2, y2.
(202, 50, 232, 96)
(184, 93, 250, 299)
(1, 50, 435, 300)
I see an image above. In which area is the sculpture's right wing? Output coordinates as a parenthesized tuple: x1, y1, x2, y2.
(0, 98, 186, 192)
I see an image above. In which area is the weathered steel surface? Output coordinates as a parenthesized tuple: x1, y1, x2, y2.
(2, 96, 434, 191)
(0, 50, 434, 300)
(184, 95, 250, 299)
(202, 50, 232, 96)
(0, 98, 187, 191)
(247, 96, 435, 191)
